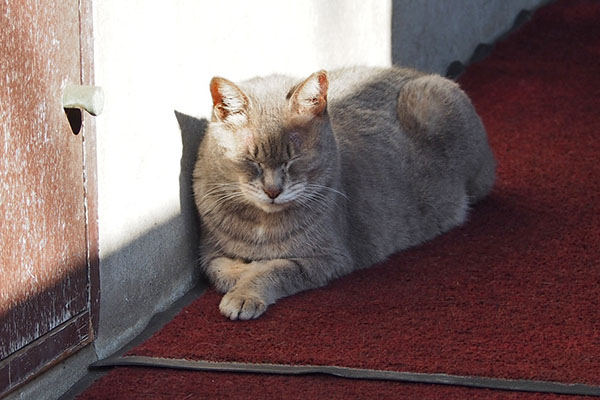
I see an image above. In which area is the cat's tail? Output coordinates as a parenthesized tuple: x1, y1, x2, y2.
(396, 74, 463, 139)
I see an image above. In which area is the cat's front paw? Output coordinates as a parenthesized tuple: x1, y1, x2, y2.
(219, 289, 267, 321)
(208, 258, 249, 293)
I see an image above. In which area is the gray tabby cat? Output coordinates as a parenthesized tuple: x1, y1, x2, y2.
(193, 66, 495, 320)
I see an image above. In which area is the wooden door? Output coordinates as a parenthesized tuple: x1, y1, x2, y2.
(0, 1, 99, 396)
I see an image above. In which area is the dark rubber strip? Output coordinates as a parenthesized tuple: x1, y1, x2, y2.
(91, 356, 600, 397)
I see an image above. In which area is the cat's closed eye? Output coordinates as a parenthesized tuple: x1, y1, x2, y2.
(283, 155, 302, 171)
(242, 158, 263, 177)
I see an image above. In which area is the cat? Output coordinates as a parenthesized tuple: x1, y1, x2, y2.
(192, 66, 495, 320)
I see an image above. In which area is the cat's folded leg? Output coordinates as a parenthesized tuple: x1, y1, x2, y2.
(218, 257, 338, 320)
(205, 257, 252, 293)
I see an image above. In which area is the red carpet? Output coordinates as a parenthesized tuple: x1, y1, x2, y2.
(79, 0, 600, 398)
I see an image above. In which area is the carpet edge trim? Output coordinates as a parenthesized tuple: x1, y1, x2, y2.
(90, 355, 600, 397)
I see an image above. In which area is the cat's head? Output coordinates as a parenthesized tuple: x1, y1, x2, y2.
(204, 70, 337, 214)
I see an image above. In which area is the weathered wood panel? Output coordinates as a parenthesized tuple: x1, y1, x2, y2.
(0, 0, 90, 380)
(79, 0, 101, 338)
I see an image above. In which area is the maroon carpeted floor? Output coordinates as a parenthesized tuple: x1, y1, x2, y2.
(79, 0, 600, 398)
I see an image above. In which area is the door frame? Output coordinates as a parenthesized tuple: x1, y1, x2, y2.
(0, 0, 99, 396)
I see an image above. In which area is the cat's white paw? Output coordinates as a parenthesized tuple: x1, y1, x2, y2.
(219, 289, 267, 321)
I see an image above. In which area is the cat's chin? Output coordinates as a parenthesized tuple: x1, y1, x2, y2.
(253, 200, 291, 214)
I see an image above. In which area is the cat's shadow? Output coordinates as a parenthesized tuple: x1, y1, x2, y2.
(175, 110, 208, 246)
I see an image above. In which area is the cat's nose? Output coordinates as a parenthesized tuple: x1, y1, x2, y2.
(263, 187, 282, 199)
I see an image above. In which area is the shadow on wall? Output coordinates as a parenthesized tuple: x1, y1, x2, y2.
(391, 0, 536, 79)
(175, 110, 207, 242)
(95, 111, 209, 358)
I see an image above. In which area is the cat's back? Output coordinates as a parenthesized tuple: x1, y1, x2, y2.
(328, 66, 422, 116)
(328, 66, 421, 98)
(324, 66, 494, 267)
(326, 66, 425, 150)
(327, 65, 489, 171)
(326, 66, 425, 189)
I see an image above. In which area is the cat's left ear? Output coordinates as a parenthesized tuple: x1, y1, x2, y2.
(289, 70, 329, 118)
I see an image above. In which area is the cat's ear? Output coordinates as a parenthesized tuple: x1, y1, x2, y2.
(209, 77, 249, 125)
(289, 70, 329, 118)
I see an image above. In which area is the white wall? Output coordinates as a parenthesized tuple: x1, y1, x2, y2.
(95, 0, 391, 255)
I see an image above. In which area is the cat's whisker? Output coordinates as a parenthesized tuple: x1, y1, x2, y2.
(213, 192, 247, 205)
(203, 183, 240, 191)
(300, 188, 343, 210)
(204, 183, 240, 187)
(295, 192, 333, 214)
(201, 191, 248, 215)
(287, 183, 346, 211)
(282, 185, 307, 203)
(214, 192, 246, 203)
(200, 190, 234, 202)
(305, 183, 349, 201)
(202, 183, 241, 197)
(294, 195, 319, 213)
(199, 184, 247, 206)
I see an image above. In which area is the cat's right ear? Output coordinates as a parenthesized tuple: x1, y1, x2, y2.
(209, 77, 249, 125)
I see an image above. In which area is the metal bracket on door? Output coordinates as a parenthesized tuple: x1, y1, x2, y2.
(62, 85, 103, 134)
(62, 85, 104, 116)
